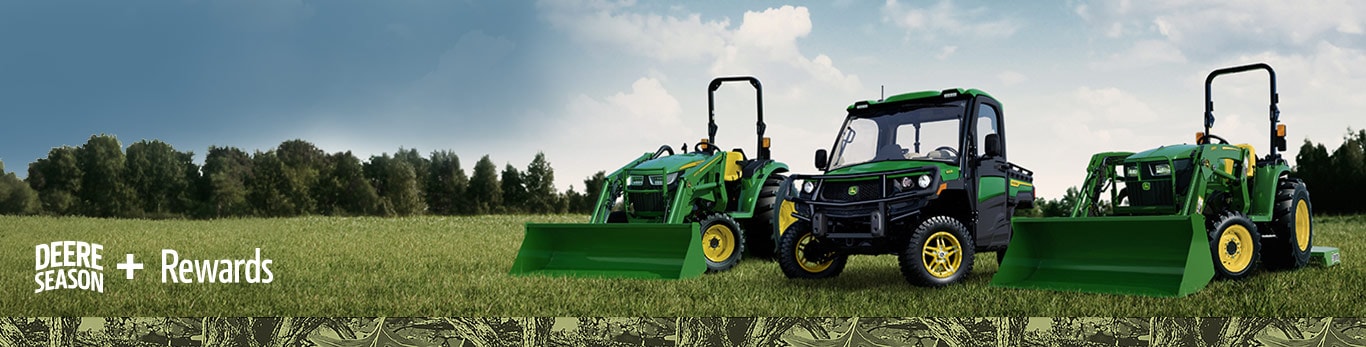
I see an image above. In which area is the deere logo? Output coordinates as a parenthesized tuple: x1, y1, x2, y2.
(848, 186, 859, 196)
(1142, 182, 1151, 191)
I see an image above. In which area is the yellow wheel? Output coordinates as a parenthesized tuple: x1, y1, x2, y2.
(778, 200, 797, 236)
(699, 214, 744, 272)
(922, 232, 963, 278)
(702, 224, 736, 263)
(899, 216, 974, 287)
(1209, 212, 1260, 279)
(777, 222, 847, 279)
(1265, 178, 1312, 270)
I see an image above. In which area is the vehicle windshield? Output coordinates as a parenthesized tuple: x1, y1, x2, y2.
(828, 100, 964, 170)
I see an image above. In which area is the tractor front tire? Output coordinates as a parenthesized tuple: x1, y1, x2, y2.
(777, 222, 847, 279)
(1210, 212, 1261, 280)
(1263, 178, 1313, 270)
(899, 216, 975, 287)
(699, 214, 745, 273)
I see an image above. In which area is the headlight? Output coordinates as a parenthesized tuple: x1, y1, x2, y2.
(1153, 163, 1172, 176)
(918, 175, 932, 188)
(1125, 166, 1139, 177)
(628, 175, 644, 186)
(802, 181, 816, 194)
(648, 175, 664, 185)
(665, 172, 681, 185)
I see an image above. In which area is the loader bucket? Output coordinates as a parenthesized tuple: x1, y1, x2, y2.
(510, 223, 706, 279)
(991, 215, 1214, 297)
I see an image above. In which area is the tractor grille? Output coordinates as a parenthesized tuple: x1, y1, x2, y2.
(819, 180, 885, 202)
(629, 191, 669, 212)
(1128, 180, 1174, 206)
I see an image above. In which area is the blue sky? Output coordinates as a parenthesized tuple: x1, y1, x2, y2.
(2, 0, 1362, 199)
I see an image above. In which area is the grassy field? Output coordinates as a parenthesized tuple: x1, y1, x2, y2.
(2, 214, 1363, 317)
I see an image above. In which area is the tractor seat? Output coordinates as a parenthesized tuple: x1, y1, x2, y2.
(725, 149, 746, 181)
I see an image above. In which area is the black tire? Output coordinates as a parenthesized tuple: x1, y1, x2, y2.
(776, 222, 847, 279)
(747, 173, 785, 258)
(1209, 212, 1261, 280)
(899, 216, 975, 287)
(699, 213, 745, 273)
(1263, 178, 1313, 270)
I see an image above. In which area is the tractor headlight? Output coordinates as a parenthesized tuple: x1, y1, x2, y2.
(647, 175, 664, 185)
(918, 175, 932, 188)
(1125, 166, 1139, 177)
(628, 175, 644, 186)
(664, 172, 681, 185)
(1153, 163, 1172, 176)
(802, 181, 816, 194)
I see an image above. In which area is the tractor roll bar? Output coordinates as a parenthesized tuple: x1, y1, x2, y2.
(1204, 63, 1281, 158)
(708, 76, 768, 160)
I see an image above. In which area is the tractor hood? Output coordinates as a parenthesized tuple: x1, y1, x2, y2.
(826, 160, 960, 181)
(1127, 144, 1198, 162)
(630, 152, 709, 173)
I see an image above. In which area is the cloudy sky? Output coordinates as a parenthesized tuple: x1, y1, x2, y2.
(1, 0, 1362, 199)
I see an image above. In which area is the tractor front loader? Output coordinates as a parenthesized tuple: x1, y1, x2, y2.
(991, 63, 1316, 297)
(510, 76, 789, 279)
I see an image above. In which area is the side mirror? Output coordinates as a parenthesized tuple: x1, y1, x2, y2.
(815, 149, 828, 170)
(984, 134, 1001, 157)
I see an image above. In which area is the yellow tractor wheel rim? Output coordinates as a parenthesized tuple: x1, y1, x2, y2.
(778, 200, 797, 236)
(1295, 200, 1310, 251)
(702, 224, 736, 263)
(1218, 224, 1254, 273)
(921, 231, 963, 279)
(795, 233, 833, 273)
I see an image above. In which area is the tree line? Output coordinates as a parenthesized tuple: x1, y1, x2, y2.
(1015, 128, 1366, 217)
(0, 134, 608, 218)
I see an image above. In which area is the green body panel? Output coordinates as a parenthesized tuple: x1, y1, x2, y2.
(1248, 164, 1290, 221)
(992, 215, 1215, 297)
(847, 88, 994, 110)
(978, 176, 1006, 203)
(1008, 178, 1034, 201)
(510, 223, 705, 279)
(1311, 246, 1341, 267)
(825, 160, 960, 182)
(730, 163, 789, 219)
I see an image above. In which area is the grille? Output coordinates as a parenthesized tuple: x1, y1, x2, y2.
(819, 180, 884, 202)
(1126, 179, 1174, 207)
(629, 191, 669, 212)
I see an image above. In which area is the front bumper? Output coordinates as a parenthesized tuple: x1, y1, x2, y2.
(783, 166, 941, 239)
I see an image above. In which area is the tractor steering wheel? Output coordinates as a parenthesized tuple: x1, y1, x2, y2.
(933, 146, 959, 158)
(1199, 134, 1229, 145)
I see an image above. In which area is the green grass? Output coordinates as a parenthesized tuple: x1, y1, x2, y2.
(2, 214, 1363, 316)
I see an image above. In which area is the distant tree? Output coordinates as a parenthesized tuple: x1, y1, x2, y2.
(125, 140, 197, 217)
(500, 164, 527, 213)
(581, 171, 608, 213)
(394, 148, 430, 203)
(366, 154, 425, 216)
(27, 146, 82, 215)
(276, 139, 325, 215)
(0, 161, 40, 215)
(523, 152, 557, 213)
(247, 151, 296, 217)
(426, 150, 469, 215)
(202, 146, 254, 217)
(468, 155, 501, 214)
(1293, 128, 1366, 214)
(316, 151, 380, 216)
(563, 186, 584, 214)
(77, 134, 136, 217)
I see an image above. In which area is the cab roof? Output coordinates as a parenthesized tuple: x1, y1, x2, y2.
(846, 88, 994, 111)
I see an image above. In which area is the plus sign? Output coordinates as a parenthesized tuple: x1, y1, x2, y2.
(115, 254, 143, 280)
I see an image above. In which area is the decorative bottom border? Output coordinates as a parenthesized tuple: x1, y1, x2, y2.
(2, 317, 1362, 346)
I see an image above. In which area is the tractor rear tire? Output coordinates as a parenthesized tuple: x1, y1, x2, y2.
(1263, 178, 1313, 270)
(899, 216, 975, 287)
(699, 213, 745, 273)
(1209, 212, 1261, 280)
(747, 173, 785, 259)
(777, 222, 847, 279)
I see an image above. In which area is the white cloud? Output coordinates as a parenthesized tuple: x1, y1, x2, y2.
(1075, 0, 1366, 58)
(538, 0, 730, 63)
(935, 46, 958, 60)
(997, 70, 1026, 86)
(882, 0, 1020, 40)
(1089, 39, 1187, 70)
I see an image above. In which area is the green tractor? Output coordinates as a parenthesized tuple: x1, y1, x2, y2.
(775, 88, 1035, 286)
(509, 76, 789, 279)
(991, 63, 1315, 297)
